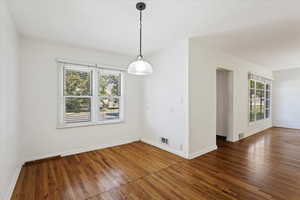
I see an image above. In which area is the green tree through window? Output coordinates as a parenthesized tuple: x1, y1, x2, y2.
(59, 64, 124, 127)
(64, 69, 92, 123)
(99, 72, 121, 120)
(64, 70, 91, 96)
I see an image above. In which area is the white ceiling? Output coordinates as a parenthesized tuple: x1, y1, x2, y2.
(8, 0, 300, 70)
(197, 20, 300, 71)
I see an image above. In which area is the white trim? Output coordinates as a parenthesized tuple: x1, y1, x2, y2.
(248, 76, 272, 124)
(184, 46, 190, 156)
(56, 58, 97, 67)
(57, 62, 125, 128)
(64, 65, 94, 72)
(57, 62, 64, 128)
(5, 164, 22, 200)
(25, 138, 139, 162)
(120, 71, 125, 121)
(26, 152, 62, 164)
(188, 145, 218, 159)
(57, 119, 124, 129)
(248, 71, 274, 81)
(56, 58, 126, 71)
(245, 124, 272, 139)
(248, 118, 271, 127)
(227, 136, 238, 142)
(92, 69, 98, 122)
(273, 121, 300, 130)
(61, 139, 139, 157)
(141, 138, 188, 159)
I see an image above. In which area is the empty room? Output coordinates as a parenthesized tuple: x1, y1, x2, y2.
(1, 0, 300, 199)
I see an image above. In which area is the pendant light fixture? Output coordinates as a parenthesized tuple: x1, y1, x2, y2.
(128, 2, 153, 75)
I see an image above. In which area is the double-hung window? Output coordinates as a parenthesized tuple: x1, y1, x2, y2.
(58, 61, 124, 128)
(249, 73, 271, 123)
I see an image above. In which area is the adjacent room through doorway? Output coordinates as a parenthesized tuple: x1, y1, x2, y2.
(216, 68, 233, 143)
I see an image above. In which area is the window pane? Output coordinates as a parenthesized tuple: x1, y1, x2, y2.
(250, 80, 255, 88)
(65, 97, 91, 123)
(99, 73, 121, 97)
(256, 90, 265, 98)
(256, 112, 265, 120)
(99, 98, 120, 120)
(249, 99, 255, 112)
(250, 89, 255, 98)
(64, 69, 91, 96)
(266, 100, 270, 109)
(248, 79, 271, 123)
(266, 91, 270, 99)
(255, 98, 265, 120)
(266, 109, 270, 118)
(256, 82, 264, 90)
(250, 112, 255, 122)
(255, 98, 265, 112)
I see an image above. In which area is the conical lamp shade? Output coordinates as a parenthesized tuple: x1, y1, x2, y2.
(128, 56, 153, 75)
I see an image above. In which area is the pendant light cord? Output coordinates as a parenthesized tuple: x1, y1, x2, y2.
(139, 10, 142, 57)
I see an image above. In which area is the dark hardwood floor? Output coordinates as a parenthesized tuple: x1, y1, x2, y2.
(12, 128, 300, 200)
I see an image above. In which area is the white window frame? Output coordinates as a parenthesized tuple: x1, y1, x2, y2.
(248, 74, 272, 124)
(265, 83, 271, 119)
(57, 61, 125, 128)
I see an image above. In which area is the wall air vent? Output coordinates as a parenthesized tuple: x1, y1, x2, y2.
(161, 137, 169, 145)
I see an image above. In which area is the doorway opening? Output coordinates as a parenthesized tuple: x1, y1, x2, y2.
(216, 68, 234, 146)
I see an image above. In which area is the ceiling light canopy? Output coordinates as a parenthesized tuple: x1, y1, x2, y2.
(128, 2, 153, 76)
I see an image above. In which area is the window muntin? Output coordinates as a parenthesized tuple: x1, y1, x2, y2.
(58, 64, 124, 128)
(248, 76, 271, 123)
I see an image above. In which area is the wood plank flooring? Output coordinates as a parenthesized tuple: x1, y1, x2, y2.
(12, 128, 300, 200)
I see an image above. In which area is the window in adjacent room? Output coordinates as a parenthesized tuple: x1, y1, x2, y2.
(248, 73, 272, 123)
(57, 62, 124, 128)
(265, 83, 271, 118)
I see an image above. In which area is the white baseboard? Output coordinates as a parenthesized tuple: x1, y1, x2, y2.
(141, 138, 188, 159)
(26, 138, 139, 162)
(5, 164, 22, 200)
(188, 145, 218, 159)
(7, 139, 139, 198)
(273, 121, 300, 130)
(26, 152, 62, 163)
(61, 138, 139, 157)
(244, 123, 272, 140)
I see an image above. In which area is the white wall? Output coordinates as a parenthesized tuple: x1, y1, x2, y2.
(142, 40, 189, 158)
(0, 0, 22, 199)
(189, 38, 273, 157)
(142, 38, 273, 159)
(273, 68, 300, 129)
(20, 37, 144, 161)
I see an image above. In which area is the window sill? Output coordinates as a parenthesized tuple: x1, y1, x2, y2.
(57, 119, 124, 129)
(248, 118, 271, 126)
